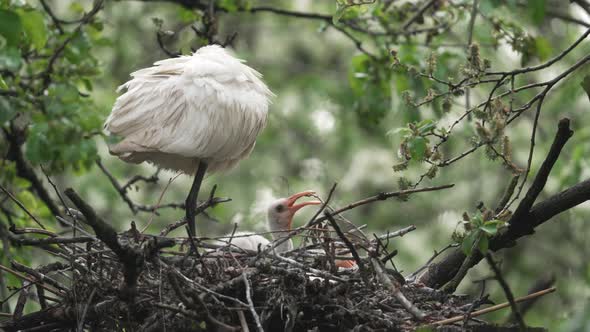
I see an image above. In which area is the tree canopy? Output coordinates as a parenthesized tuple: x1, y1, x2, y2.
(1, 0, 590, 331)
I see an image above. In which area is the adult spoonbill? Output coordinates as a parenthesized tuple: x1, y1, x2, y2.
(104, 45, 272, 236)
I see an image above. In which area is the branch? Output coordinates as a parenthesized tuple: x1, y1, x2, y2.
(429, 287, 556, 326)
(402, 0, 439, 30)
(324, 211, 367, 280)
(487, 28, 590, 76)
(510, 118, 573, 225)
(370, 257, 425, 320)
(242, 273, 263, 332)
(41, 0, 104, 90)
(485, 253, 526, 330)
(64, 188, 142, 296)
(418, 119, 590, 289)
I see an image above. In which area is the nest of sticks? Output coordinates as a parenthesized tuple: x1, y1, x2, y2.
(0, 187, 552, 332)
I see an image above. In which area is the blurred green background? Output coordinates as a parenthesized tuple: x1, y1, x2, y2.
(1, 0, 589, 330)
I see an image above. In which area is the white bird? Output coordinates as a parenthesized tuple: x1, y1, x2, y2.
(215, 190, 357, 269)
(218, 191, 321, 253)
(104, 45, 273, 236)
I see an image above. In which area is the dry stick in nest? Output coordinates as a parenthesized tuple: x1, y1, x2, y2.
(429, 287, 556, 326)
(369, 257, 426, 320)
(485, 253, 526, 330)
(169, 272, 238, 332)
(324, 211, 367, 278)
(242, 273, 264, 332)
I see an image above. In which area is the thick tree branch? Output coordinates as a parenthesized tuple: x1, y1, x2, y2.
(510, 118, 573, 224)
(417, 119, 590, 289)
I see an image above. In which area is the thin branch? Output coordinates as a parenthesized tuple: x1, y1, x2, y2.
(487, 28, 590, 75)
(0, 184, 46, 230)
(510, 118, 573, 227)
(324, 211, 367, 280)
(242, 273, 263, 332)
(370, 257, 425, 320)
(402, 0, 439, 30)
(485, 253, 526, 330)
(429, 287, 556, 326)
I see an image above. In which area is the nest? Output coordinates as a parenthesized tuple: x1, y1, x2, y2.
(0, 188, 548, 332)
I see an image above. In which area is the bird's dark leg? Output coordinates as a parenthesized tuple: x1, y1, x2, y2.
(186, 161, 208, 237)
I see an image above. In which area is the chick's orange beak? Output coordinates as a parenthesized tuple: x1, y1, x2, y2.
(286, 190, 321, 216)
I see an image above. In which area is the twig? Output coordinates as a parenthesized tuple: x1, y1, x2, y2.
(16, 236, 94, 246)
(402, 0, 439, 30)
(509, 118, 573, 228)
(159, 186, 231, 236)
(487, 28, 590, 76)
(242, 273, 263, 332)
(507, 275, 555, 323)
(324, 211, 367, 280)
(326, 184, 454, 218)
(141, 173, 181, 232)
(0, 264, 62, 296)
(0, 184, 46, 229)
(429, 287, 556, 326)
(41, 0, 104, 90)
(370, 257, 425, 320)
(485, 253, 526, 330)
(374, 225, 417, 242)
(272, 254, 346, 283)
(96, 159, 139, 214)
(77, 288, 96, 332)
(406, 243, 458, 282)
(494, 175, 520, 214)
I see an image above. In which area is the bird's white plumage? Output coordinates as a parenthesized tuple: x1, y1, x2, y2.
(215, 231, 270, 251)
(104, 45, 273, 174)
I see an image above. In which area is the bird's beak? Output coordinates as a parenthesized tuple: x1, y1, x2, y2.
(286, 190, 321, 227)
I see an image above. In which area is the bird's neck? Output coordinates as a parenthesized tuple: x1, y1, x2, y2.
(269, 220, 293, 253)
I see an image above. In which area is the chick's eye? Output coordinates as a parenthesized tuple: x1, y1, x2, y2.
(275, 205, 285, 213)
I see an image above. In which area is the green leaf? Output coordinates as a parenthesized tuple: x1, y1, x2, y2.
(581, 75, 590, 103)
(534, 37, 552, 61)
(0, 75, 7, 89)
(461, 231, 478, 256)
(0, 47, 22, 71)
(18, 9, 47, 50)
(417, 119, 436, 134)
(218, 0, 238, 12)
(478, 235, 489, 254)
(529, 0, 546, 24)
(407, 136, 427, 160)
(178, 7, 198, 23)
(480, 224, 498, 235)
(387, 127, 412, 137)
(471, 211, 484, 227)
(349, 54, 370, 95)
(0, 10, 22, 47)
(0, 96, 16, 123)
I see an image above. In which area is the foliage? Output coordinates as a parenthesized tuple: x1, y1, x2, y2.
(0, 0, 590, 330)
